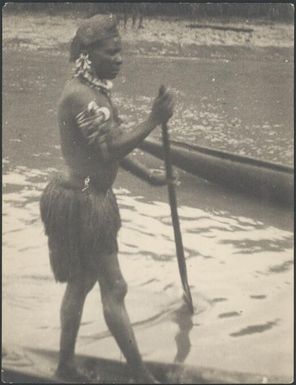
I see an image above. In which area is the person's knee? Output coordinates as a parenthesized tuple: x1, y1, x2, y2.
(105, 278, 128, 304)
(113, 278, 128, 301)
(101, 279, 127, 322)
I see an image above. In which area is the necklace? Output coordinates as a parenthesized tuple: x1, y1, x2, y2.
(73, 53, 113, 95)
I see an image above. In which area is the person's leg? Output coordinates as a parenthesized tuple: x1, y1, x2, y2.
(132, 10, 137, 28)
(124, 12, 128, 28)
(56, 272, 96, 379)
(97, 252, 159, 383)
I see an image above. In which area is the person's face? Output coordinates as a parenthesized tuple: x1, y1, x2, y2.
(88, 36, 122, 80)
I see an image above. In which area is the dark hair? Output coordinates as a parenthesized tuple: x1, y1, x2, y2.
(69, 35, 104, 62)
(70, 35, 87, 62)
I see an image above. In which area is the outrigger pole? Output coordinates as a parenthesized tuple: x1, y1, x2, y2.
(159, 86, 194, 314)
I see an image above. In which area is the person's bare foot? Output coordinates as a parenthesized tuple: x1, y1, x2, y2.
(55, 363, 90, 383)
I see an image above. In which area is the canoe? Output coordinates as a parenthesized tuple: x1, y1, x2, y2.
(139, 138, 294, 207)
(2, 348, 290, 384)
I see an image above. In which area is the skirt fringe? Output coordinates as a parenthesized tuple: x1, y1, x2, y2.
(40, 175, 121, 282)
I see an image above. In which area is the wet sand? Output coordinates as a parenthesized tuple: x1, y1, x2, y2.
(2, 11, 294, 383)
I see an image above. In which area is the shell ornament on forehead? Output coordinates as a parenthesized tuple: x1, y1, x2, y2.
(74, 53, 113, 95)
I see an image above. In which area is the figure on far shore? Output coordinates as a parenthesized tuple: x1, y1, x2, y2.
(122, 3, 145, 29)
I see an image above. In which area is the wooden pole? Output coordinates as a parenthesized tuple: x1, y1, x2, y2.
(161, 117, 194, 313)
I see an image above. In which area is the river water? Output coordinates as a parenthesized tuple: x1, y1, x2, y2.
(2, 47, 294, 381)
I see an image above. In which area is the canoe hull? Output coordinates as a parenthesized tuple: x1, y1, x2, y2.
(2, 348, 290, 384)
(139, 138, 294, 207)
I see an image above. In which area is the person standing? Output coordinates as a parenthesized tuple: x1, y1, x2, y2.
(119, 3, 145, 29)
(40, 14, 174, 383)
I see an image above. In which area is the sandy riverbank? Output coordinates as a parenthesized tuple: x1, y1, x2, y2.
(3, 12, 294, 56)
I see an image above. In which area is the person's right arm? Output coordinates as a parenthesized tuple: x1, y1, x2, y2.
(109, 87, 175, 160)
(67, 86, 174, 162)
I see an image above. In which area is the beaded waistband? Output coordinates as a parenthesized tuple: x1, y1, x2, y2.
(67, 173, 110, 195)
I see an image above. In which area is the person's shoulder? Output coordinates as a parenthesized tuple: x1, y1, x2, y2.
(62, 79, 108, 110)
(60, 78, 94, 106)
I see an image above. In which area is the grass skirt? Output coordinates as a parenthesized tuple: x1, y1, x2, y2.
(40, 176, 121, 282)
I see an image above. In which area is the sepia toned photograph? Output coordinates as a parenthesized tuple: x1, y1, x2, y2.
(2, 2, 294, 383)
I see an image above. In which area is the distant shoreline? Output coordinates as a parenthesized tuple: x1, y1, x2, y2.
(3, 12, 294, 58)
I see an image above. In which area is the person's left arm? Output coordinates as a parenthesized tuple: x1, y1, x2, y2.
(120, 155, 167, 186)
